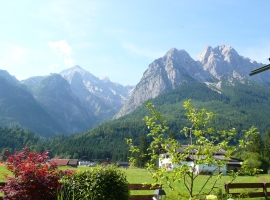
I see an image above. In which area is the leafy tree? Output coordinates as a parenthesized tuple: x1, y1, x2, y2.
(236, 151, 270, 174)
(247, 132, 264, 156)
(264, 129, 270, 161)
(168, 131, 176, 140)
(134, 134, 150, 168)
(0, 147, 74, 200)
(245, 131, 270, 173)
(127, 100, 259, 199)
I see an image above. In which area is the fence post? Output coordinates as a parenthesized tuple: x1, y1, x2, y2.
(263, 182, 268, 200)
(225, 183, 229, 194)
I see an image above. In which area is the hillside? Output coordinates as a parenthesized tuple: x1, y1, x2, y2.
(0, 76, 63, 137)
(43, 79, 270, 161)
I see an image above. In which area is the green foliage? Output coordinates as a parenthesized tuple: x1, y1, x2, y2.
(264, 129, 270, 162)
(30, 80, 270, 162)
(247, 132, 264, 155)
(0, 126, 43, 155)
(127, 100, 259, 199)
(0, 147, 74, 200)
(238, 130, 270, 173)
(44, 119, 147, 160)
(59, 166, 130, 200)
(133, 134, 150, 168)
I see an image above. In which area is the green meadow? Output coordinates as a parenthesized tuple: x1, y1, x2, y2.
(0, 165, 269, 199)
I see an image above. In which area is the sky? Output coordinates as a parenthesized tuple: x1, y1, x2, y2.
(0, 0, 270, 86)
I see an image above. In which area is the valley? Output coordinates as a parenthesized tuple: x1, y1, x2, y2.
(0, 45, 270, 162)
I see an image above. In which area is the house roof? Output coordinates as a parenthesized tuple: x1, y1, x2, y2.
(50, 159, 69, 166)
(176, 146, 197, 154)
(229, 157, 243, 162)
(227, 162, 242, 165)
(68, 159, 78, 165)
(185, 155, 242, 165)
(161, 144, 226, 155)
(79, 156, 90, 161)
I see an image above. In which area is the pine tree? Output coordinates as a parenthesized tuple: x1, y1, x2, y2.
(247, 132, 264, 156)
(135, 134, 150, 168)
(264, 129, 270, 161)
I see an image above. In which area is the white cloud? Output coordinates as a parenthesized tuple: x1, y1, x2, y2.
(122, 43, 164, 59)
(48, 40, 75, 67)
(49, 40, 72, 56)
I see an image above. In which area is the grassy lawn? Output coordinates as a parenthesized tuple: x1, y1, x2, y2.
(121, 168, 270, 200)
(0, 164, 269, 199)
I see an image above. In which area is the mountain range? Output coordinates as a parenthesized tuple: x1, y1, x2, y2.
(0, 66, 133, 137)
(114, 45, 269, 118)
(0, 45, 269, 138)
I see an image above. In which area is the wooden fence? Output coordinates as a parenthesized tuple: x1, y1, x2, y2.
(225, 182, 270, 200)
(129, 183, 161, 200)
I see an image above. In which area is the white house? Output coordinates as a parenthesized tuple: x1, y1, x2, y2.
(158, 145, 241, 175)
(78, 156, 96, 166)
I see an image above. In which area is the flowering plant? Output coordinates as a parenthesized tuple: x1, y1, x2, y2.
(206, 194, 218, 200)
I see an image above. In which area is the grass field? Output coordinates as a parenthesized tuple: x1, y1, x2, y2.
(121, 168, 270, 200)
(0, 164, 269, 199)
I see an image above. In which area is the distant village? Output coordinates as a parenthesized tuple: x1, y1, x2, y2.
(49, 156, 130, 169)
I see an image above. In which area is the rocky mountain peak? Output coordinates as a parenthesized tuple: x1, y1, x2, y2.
(164, 48, 191, 62)
(115, 45, 270, 119)
(196, 45, 213, 65)
(195, 45, 259, 81)
(114, 47, 211, 119)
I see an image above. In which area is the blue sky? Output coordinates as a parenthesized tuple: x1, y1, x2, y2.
(0, 1, 270, 85)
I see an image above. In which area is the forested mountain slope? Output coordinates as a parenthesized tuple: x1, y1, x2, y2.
(0, 127, 44, 154)
(44, 80, 270, 161)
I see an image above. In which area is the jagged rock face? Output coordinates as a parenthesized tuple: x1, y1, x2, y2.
(60, 65, 134, 120)
(19, 66, 134, 135)
(115, 45, 270, 119)
(114, 48, 212, 119)
(196, 45, 270, 85)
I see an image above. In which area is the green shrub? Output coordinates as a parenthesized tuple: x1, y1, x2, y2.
(59, 166, 130, 200)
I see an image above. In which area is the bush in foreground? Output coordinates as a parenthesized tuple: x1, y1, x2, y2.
(59, 166, 130, 200)
(0, 147, 74, 200)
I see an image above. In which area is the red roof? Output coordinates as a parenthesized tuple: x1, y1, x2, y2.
(50, 159, 69, 166)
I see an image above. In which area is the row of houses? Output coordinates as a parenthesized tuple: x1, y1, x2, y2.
(49, 145, 242, 175)
(49, 157, 130, 168)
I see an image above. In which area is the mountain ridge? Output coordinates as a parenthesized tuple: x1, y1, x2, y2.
(0, 44, 269, 137)
(0, 66, 134, 136)
(114, 45, 268, 119)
